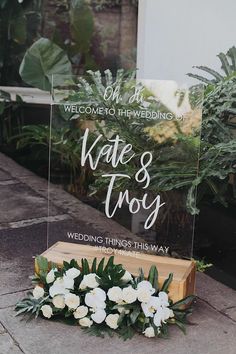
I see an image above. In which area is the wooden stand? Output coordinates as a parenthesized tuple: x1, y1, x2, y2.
(36, 242, 196, 303)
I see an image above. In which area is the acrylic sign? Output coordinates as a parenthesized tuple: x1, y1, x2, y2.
(47, 71, 203, 259)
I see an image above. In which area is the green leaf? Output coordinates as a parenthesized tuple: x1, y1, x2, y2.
(104, 256, 114, 272)
(81, 258, 90, 274)
(161, 273, 173, 293)
(217, 53, 232, 76)
(175, 320, 187, 334)
(19, 38, 73, 91)
(187, 73, 213, 85)
(35, 256, 48, 274)
(91, 258, 97, 273)
(193, 65, 224, 81)
(148, 265, 159, 291)
(171, 295, 196, 310)
(97, 257, 105, 276)
(118, 326, 135, 341)
(136, 268, 144, 283)
(117, 311, 126, 326)
(227, 46, 236, 71)
(130, 307, 140, 324)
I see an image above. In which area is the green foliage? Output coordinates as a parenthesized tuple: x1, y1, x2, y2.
(15, 293, 49, 319)
(188, 47, 236, 208)
(161, 273, 173, 293)
(188, 46, 236, 83)
(147, 265, 159, 291)
(19, 38, 73, 91)
(0, 0, 42, 85)
(195, 259, 213, 273)
(18, 0, 97, 87)
(35, 256, 49, 283)
(70, 0, 94, 55)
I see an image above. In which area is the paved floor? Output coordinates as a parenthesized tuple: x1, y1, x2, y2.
(0, 153, 236, 354)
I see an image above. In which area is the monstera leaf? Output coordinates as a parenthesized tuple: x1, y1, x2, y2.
(19, 38, 73, 91)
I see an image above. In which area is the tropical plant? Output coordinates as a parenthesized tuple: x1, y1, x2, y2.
(0, 0, 42, 85)
(19, 0, 96, 87)
(15, 119, 95, 195)
(188, 46, 236, 208)
(19, 38, 73, 91)
(188, 46, 236, 84)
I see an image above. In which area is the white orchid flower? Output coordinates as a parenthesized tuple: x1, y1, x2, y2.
(137, 281, 156, 303)
(65, 268, 81, 279)
(141, 296, 161, 317)
(85, 288, 106, 310)
(91, 309, 106, 324)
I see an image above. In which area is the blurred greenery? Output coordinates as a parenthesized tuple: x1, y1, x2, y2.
(0, 0, 42, 85)
(188, 46, 236, 208)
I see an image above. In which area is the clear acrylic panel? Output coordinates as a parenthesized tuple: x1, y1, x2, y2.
(47, 72, 204, 259)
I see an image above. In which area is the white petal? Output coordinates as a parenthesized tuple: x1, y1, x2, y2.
(158, 291, 169, 305)
(153, 311, 162, 327)
(91, 309, 106, 324)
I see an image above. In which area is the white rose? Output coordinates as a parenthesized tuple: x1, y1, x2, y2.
(65, 268, 81, 279)
(41, 305, 53, 319)
(143, 326, 155, 338)
(46, 268, 57, 284)
(85, 288, 106, 310)
(107, 286, 123, 303)
(122, 286, 137, 304)
(33, 286, 44, 300)
(105, 313, 120, 329)
(52, 295, 65, 309)
(79, 273, 99, 289)
(74, 306, 88, 319)
(65, 293, 80, 310)
(91, 309, 106, 324)
(121, 271, 133, 283)
(79, 317, 93, 327)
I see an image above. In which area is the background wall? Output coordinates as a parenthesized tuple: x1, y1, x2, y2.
(137, 0, 236, 84)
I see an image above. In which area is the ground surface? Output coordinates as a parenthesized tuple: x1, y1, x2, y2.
(0, 153, 236, 354)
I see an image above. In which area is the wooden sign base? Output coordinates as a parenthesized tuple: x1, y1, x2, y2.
(36, 242, 196, 303)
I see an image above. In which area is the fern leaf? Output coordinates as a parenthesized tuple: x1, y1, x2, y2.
(187, 73, 213, 85)
(193, 65, 223, 81)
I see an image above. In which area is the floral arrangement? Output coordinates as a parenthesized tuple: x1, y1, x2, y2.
(15, 256, 195, 340)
